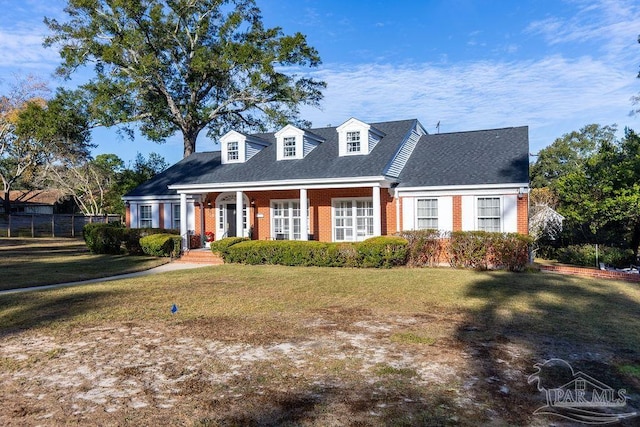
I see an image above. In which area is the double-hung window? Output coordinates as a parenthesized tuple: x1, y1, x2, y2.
(227, 141, 239, 161)
(172, 204, 180, 230)
(346, 131, 361, 153)
(477, 197, 501, 232)
(333, 199, 374, 241)
(283, 137, 296, 158)
(139, 205, 152, 228)
(416, 199, 438, 230)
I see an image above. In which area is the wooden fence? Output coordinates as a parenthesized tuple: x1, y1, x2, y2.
(0, 214, 122, 238)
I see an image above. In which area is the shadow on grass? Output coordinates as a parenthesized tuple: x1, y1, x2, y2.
(188, 376, 458, 426)
(0, 287, 132, 339)
(455, 271, 640, 425)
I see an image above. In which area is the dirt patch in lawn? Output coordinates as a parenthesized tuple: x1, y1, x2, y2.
(2, 310, 638, 426)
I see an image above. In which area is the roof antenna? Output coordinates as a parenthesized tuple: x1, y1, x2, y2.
(436, 121, 441, 134)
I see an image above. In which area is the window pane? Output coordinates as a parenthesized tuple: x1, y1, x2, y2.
(173, 204, 180, 229)
(477, 198, 500, 232)
(416, 199, 438, 230)
(227, 141, 239, 161)
(283, 137, 296, 157)
(347, 131, 361, 152)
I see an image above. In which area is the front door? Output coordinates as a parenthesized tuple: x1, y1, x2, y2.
(226, 205, 237, 237)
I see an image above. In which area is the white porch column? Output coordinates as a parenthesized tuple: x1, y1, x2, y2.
(372, 185, 382, 237)
(300, 188, 308, 241)
(180, 193, 188, 251)
(236, 191, 243, 238)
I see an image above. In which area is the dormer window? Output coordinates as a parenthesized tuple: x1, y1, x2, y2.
(227, 141, 239, 161)
(275, 124, 324, 160)
(220, 130, 269, 164)
(283, 137, 297, 158)
(346, 131, 361, 153)
(337, 118, 385, 157)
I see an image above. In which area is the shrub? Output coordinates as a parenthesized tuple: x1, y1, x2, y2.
(448, 231, 531, 272)
(210, 237, 250, 256)
(557, 244, 635, 268)
(82, 223, 124, 254)
(490, 233, 532, 272)
(399, 229, 446, 267)
(139, 233, 181, 257)
(223, 237, 408, 268)
(123, 228, 178, 255)
(357, 236, 408, 268)
(448, 231, 491, 270)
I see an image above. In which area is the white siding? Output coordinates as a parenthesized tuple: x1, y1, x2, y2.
(368, 133, 380, 152)
(187, 202, 196, 234)
(163, 203, 172, 229)
(439, 196, 453, 232)
(402, 197, 415, 230)
(503, 194, 518, 233)
(461, 196, 474, 231)
(246, 141, 262, 161)
(151, 203, 160, 228)
(303, 136, 319, 157)
(386, 130, 421, 177)
(130, 203, 138, 228)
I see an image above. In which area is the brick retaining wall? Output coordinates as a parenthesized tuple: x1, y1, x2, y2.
(540, 264, 640, 283)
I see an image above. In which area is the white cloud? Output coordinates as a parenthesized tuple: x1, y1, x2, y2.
(301, 53, 636, 152)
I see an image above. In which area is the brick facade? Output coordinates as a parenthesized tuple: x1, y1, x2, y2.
(452, 195, 462, 231)
(517, 193, 529, 234)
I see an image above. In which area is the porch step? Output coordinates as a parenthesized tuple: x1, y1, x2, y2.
(176, 249, 224, 265)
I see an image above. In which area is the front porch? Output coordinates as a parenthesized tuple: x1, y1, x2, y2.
(176, 183, 397, 250)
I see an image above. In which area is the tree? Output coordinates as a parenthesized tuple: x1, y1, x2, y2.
(104, 152, 169, 215)
(0, 77, 92, 213)
(530, 124, 616, 188)
(45, 0, 326, 158)
(554, 128, 640, 255)
(40, 154, 123, 215)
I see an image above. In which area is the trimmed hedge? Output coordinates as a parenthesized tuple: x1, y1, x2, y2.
(124, 228, 179, 255)
(210, 237, 250, 256)
(357, 236, 408, 268)
(83, 223, 125, 254)
(222, 236, 408, 268)
(139, 234, 181, 257)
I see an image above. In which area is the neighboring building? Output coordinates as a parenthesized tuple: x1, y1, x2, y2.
(123, 118, 530, 248)
(0, 190, 71, 215)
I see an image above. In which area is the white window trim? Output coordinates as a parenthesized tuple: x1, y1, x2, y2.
(476, 196, 502, 232)
(139, 204, 153, 228)
(332, 197, 374, 242)
(416, 198, 438, 230)
(275, 125, 304, 160)
(220, 130, 247, 164)
(346, 131, 362, 153)
(172, 204, 181, 230)
(270, 198, 309, 240)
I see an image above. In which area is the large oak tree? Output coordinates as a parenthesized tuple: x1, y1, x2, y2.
(45, 0, 326, 158)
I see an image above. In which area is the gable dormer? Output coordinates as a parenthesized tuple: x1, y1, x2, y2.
(336, 118, 385, 156)
(275, 124, 324, 161)
(220, 130, 269, 164)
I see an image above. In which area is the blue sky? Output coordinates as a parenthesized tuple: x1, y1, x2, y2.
(0, 0, 639, 165)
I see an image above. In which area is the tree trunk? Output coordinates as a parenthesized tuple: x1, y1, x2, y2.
(183, 128, 199, 158)
(2, 190, 10, 214)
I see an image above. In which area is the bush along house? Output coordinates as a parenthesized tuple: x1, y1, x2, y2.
(122, 118, 530, 250)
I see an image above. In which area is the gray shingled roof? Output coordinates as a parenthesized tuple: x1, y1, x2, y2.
(397, 126, 529, 187)
(124, 121, 529, 197)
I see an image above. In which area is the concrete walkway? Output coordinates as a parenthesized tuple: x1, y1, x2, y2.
(0, 262, 211, 295)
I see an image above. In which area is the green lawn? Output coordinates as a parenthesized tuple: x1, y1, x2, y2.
(0, 238, 168, 290)
(1, 263, 640, 425)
